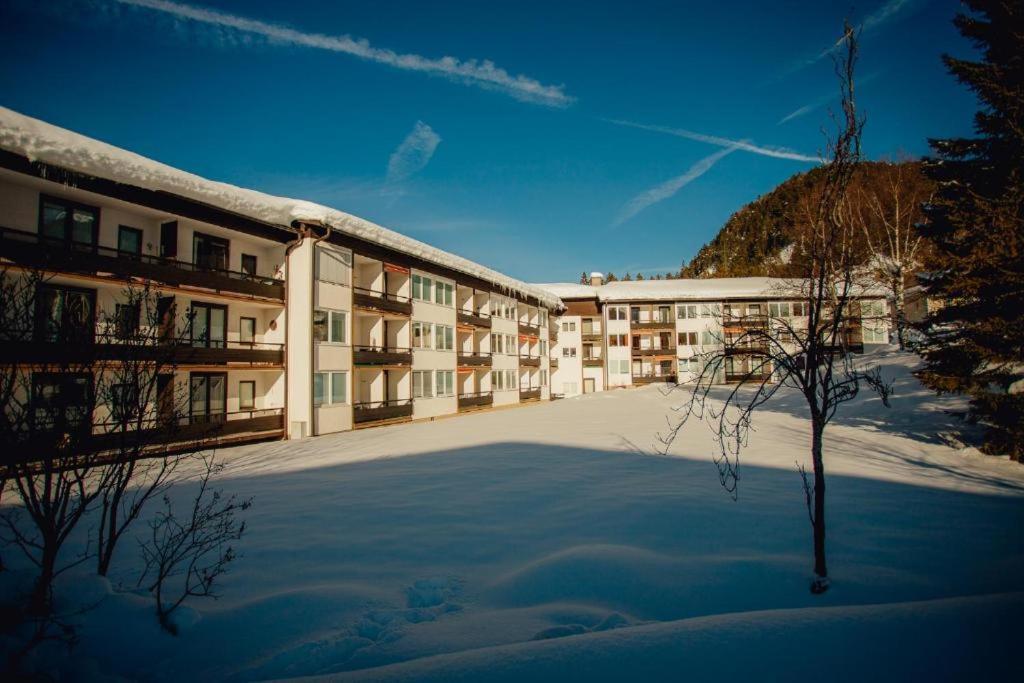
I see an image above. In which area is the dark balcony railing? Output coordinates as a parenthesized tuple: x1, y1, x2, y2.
(581, 330, 603, 341)
(519, 355, 541, 367)
(518, 322, 540, 336)
(457, 351, 492, 367)
(631, 347, 676, 357)
(632, 374, 677, 384)
(457, 309, 491, 328)
(519, 388, 542, 401)
(352, 287, 412, 316)
(631, 318, 675, 330)
(582, 357, 603, 367)
(724, 342, 771, 356)
(457, 391, 493, 409)
(11, 409, 284, 461)
(723, 314, 769, 330)
(725, 371, 774, 383)
(0, 335, 284, 366)
(353, 345, 413, 366)
(549, 357, 559, 368)
(0, 226, 285, 300)
(353, 398, 413, 424)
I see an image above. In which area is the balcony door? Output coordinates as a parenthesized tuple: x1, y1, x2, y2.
(191, 303, 227, 348)
(34, 285, 95, 344)
(39, 196, 98, 249)
(189, 372, 226, 423)
(193, 232, 229, 271)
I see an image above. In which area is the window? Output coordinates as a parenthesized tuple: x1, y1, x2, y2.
(610, 360, 629, 374)
(700, 304, 720, 318)
(313, 310, 346, 344)
(680, 357, 699, 373)
(35, 285, 95, 344)
(193, 233, 229, 271)
(658, 306, 672, 322)
(436, 370, 454, 397)
(191, 303, 227, 348)
(118, 226, 143, 256)
(110, 382, 139, 423)
(678, 331, 698, 346)
(769, 302, 792, 318)
(413, 370, 433, 398)
(413, 322, 433, 349)
(539, 310, 548, 326)
(562, 346, 577, 357)
(678, 304, 698, 319)
(562, 321, 576, 332)
(241, 254, 257, 277)
(114, 302, 140, 340)
(540, 370, 548, 386)
(434, 324, 454, 350)
(540, 340, 547, 354)
(314, 372, 348, 406)
(32, 372, 92, 433)
(412, 274, 434, 303)
(700, 330, 721, 346)
(434, 281, 454, 306)
(609, 334, 627, 347)
(608, 306, 627, 321)
(240, 317, 256, 345)
(492, 333, 503, 354)
(189, 372, 226, 422)
(39, 195, 98, 246)
(316, 247, 352, 284)
(506, 334, 515, 353)
(791, 301, 808, 317)
(239, 381, 255, 410)
(505, 370, 515, 388)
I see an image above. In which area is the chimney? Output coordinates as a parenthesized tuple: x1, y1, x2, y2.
(589, 272, 604, 287)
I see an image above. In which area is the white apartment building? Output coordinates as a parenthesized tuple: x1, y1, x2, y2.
(0, 107, 559, 452)
(541, 273, 890, 397)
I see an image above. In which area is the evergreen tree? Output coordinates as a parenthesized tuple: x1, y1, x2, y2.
(579, 271, 588, 284)
(605, 272, 618, 282)
(918, 0, 1024, 460)
(636, 273, 645, 280)
(623, 272, 633, 281)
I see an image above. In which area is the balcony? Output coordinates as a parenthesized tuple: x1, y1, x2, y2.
(723, 314, 769, 332)
(631, 318, 675, 330)
(631, 347, 677, 357)
(724, 341, 771, 356)
(458, 391, 493, 410)
(457, 309, 491, 328)
(352, 287, 412, 316)
(582, 357, 603, 367)
(725, 370, 773, 383)
(632, 374, 677, 384)
(353, 398, 413, 425)
(520, 388, 542, 401)
(581, 330, 603, 341)
(518, 322, 540, 336)
(0, 226, 284, 301)
(549, 357, 559, 368)
(13, 409, 285, 460)
(0, 336, 284, 366)
(519, 355, 541, 367)
(353, 346, 413, 366)
(457, 351, 492, 367)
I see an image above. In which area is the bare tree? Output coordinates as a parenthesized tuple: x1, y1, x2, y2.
(657, 23, 891, 594)
(848, 160, 935, 348)
(137, 454, 251, 634)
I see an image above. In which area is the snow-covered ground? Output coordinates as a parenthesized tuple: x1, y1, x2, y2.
(5, 352, 1024, 680)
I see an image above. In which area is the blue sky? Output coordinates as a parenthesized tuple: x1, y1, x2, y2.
(0, 0, 977, 282)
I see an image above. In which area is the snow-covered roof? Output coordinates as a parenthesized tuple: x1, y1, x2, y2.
(0, 107, 561, 309)
(538, 277, 889, 303)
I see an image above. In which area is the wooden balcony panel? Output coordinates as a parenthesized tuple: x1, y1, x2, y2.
(725, 372, 774, 383)
(581, 332, 603, 341)
(353, 346, 413, 366)
(457, 310, 491, 328)
(632, 347, 676, 357)
(0, 339, 284, 366)
(353, 400, 413, 424)
(352, 288, 412, 316)
(458, 392, 494, 409)
(582, 357, 603, 367)
(631, 320, 675, 330)
(632, 374, 677, 384)
(457, 352, 492, 367)
(0, 226, 284, 300)
(519, 355, 541, 367)
(518, 322, 540, 336)
(520, 388, 542, 401)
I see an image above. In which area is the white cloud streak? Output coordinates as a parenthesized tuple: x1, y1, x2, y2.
(613, 145, 740, 227)
(113, 0, 573, 106)
(608, 119, 819, 163)
(387, 121, 442, 184)
(777, 71, 881, 125)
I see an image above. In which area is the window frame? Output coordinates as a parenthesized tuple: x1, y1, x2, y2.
(117, 225, 143, 256)
(239, 380, 256, 410)
(38, 194, 100, 247)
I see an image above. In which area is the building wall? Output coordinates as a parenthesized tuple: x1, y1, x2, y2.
(411, 268, 458, 419)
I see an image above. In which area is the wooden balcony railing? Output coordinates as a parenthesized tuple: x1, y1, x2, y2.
(0, 336, 284, 366)
(457, 391, 493, 410)
(353, 398, 413, 424)
(518, 322, 540, 336)
(631, 318, 675, 330)
(519, 387, 542, 401)
(352, 287, 412, 316)
(457, 351, 492, 367)
(519, 355, 541, 367)
(632, 374, 677, 384)
(353, 346, 413, 366)
(457, 310, 491, 328)
(0, 226, 285, 300)
(582, 357, 603, 367)
(631, 347, 676, 357)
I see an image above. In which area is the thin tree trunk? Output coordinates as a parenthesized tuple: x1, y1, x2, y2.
(29, 542, 56, 616)
(810, 418, 829, 592)
(893, 276, 906, 349)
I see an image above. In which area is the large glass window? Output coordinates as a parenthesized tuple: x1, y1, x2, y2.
(240, 317, 256, 345)
(313, 309, 346, 344)
(193, 233, 229, 271)
(434, 281, 453, 306)
(191, 303, 227, 348)
(315, 371, 348, 406)
(32, 372, 93, 433)
(39, 196, 98, 247)
(434, 324, 454, 350)
(118, 226, 143, 255)
(239, 381, 256, 410)
(412, 322, 432, 349)
(413, 370, 433, 398)
(189, 373, 226, 423)
(241, 254, 257, 277)
(435, 370, 454, 397)
(35, 285, 95, 344)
